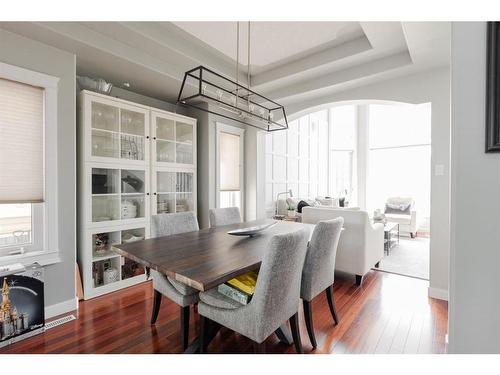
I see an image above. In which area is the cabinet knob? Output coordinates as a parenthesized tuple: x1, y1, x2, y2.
(146, 192, 150, 196)
(146, 136, 150, 139)
(153, 192, 157, 195)
(153, 137, 157, 140)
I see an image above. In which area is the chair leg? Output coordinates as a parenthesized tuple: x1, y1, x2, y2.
(355, 274, 363, 286)
(302, 300, 317, 349)
(325, 285, 339, 325)
(253, 341, 266, 353)
(199, 315, 207, 353)
(180, 305, 190, 351)
(150, 290, 162, 324)
(289, 312, 303, 354)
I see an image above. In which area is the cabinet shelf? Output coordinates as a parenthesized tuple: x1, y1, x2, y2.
(92, 251, 121, 262)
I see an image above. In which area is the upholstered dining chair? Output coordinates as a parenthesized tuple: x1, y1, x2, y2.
(197, 227, 310, 353)
(208, 207, 241, 227)
(300, 217, 344, 349)
(149, 212, 200, 351)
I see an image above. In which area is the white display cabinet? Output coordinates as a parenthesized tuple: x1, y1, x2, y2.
(78, 90, 197, 299)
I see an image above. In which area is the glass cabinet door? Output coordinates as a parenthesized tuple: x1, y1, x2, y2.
(91, 102, 120, 158)
(89, 98, 147, 162)
(156, 117, 176, 163)
(91, 167, 148, 224)
(176, 171, 194, 212)
(120, 169, 146, 220)
(92, 168, 120, 222)
(153, 113, 195, 166)
(155, 170, 194, 214)
(120, 109, 146, 161)
(176, 122, 194, 165)
(156, 171, 175, 214)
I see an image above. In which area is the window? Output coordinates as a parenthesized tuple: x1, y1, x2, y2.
(367, 103, 431, 219)
(217, 124, 244, 214)
(329, 105, 356, 203)
(264, 110, 329, 214)
(0, 62, 59, 264)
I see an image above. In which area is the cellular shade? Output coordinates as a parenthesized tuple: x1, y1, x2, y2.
(219, 131, 240, 191)
(0, 78, 44, 203)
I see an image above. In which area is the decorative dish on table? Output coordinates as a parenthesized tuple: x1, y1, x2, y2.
(227, 221, 278, 237)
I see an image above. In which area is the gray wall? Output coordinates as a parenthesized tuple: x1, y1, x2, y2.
(188, 104, 261, 228)
(0, 29, 77, 313)
(448, 22, 500, 353)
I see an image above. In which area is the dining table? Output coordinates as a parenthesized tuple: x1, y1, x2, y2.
(112, 218, 315, 353)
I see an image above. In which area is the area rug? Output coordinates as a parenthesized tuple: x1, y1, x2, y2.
(375, 237, 430, 280)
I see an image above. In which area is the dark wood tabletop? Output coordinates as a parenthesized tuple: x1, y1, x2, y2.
(112, 219, 314, 292)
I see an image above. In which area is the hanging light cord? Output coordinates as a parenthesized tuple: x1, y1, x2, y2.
(236, 21, 240, 102)
(247, 21, 251, 90)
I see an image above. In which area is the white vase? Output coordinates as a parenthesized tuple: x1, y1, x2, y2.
(103, 268, 119, 285)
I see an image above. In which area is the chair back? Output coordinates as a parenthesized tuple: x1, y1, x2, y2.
(151, 212, 199, 238)
(301, 217, 344, 301)
(250, 228, 310, 335)
(208, 207, 241, 227)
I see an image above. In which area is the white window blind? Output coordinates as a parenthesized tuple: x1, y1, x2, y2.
(219, 131, 240, 191)
(0, 78, 44, 203)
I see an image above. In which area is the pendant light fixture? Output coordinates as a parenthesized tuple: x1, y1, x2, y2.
(177, 22, 288, 132)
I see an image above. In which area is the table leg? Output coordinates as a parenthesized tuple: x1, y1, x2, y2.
(183, 319, 221, 354)
(275, 323, 293, 345)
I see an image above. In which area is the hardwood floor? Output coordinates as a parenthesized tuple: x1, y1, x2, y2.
(0, 270, 448, 354)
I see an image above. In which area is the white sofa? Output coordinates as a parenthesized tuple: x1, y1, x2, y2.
(383, 197, 417, 238)
(301, 206, 384, 285)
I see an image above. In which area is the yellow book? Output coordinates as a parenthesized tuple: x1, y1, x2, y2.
(226, 271, 258, 295)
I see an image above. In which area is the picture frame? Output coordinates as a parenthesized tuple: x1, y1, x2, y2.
(486, 22, 500, 152)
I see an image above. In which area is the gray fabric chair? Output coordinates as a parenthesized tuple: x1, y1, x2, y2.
(149, 212, 200, 351)
(198, 227, 310, 353)
(300, 217, 344, 349)
(208, 207, 242, 227)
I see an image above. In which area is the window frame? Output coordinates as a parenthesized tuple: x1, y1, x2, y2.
(328, 106, 357, 203)
(0, 62, 60, 266)
(215, 122, 245, 218)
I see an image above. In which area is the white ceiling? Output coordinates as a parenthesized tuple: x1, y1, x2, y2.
(0, 21, 451, 116)
(173, 22, 363, 71)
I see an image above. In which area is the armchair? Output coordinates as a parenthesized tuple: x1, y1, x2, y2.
(383, 197, 417, 238)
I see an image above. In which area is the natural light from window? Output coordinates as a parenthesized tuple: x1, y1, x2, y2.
(367, 103, 432, 221)
(0, 204, 32, 248)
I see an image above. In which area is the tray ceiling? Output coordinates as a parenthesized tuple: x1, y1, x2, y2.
(0, 21, 450, 116)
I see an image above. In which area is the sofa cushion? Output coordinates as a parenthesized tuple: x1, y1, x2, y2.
(385, 197, 413, 214)
(384, 213, 411, 225)
(385, 205, 411, 215)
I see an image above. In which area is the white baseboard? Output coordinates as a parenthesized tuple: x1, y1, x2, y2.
(428, 286, 448, 301)
(45, 297, 78, 319)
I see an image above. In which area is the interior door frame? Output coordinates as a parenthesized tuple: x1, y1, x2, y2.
(215, 122, 245, 218)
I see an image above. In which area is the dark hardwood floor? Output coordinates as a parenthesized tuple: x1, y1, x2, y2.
(0, 270, 448, 354)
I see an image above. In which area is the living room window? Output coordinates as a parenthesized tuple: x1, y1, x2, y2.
(0, 62, 60, 265)
(329, 105, 356, 205)
(265, 110, 328, 214)
(367, 103, 431, 223)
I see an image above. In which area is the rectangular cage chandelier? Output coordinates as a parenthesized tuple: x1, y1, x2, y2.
(176, 66, 288, 132)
